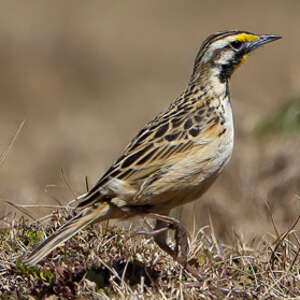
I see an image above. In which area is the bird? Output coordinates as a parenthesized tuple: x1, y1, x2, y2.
(24, 30, 281, 272)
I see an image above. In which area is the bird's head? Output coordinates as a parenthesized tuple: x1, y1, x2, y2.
(191, 30, 281, 83)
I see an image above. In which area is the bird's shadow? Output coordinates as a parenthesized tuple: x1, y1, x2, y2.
(84, 258, 160, 289)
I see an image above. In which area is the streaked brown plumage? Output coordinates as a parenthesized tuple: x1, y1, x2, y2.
(24, 30, 281, 272)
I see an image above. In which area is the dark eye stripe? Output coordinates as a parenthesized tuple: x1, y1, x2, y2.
(121, 144, 153, 168)
(230, 40, 242, 50)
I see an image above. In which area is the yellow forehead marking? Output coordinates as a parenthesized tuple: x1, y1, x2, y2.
(235, 33, 258, 42)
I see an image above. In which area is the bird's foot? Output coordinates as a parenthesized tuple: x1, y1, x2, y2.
(134, 213, 202, 281)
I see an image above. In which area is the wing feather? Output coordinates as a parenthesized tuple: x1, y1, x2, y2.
(77, 90, 223, 208)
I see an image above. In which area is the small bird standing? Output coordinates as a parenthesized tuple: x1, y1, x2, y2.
(24, 31, 281, 270)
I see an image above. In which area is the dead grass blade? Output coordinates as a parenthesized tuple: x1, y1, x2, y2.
(265, 200, 280, 239)
(0, 197, 35, 221)
(271, 215, 300, 268)
(0, 120, 25, 167)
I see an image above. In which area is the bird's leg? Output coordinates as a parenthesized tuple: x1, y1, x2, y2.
(150, 214, 189, 266)
(135, 213, 202, 281)
(134, 214, 188, 263)
(134, 226, 169, 237)
(134, 214, 169, 236)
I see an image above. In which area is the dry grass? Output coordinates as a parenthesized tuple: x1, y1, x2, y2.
(0, 210, 299, 299)
(0, 1, 300, 242)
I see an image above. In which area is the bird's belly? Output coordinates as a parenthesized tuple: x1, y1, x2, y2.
(170, 137, 233, 205)
(137, 130, 234, 209)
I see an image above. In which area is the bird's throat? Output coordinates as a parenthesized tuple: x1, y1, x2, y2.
(206, 68, 228, 98)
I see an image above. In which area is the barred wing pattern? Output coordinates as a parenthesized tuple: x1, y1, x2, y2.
(78, 86, 227, 209)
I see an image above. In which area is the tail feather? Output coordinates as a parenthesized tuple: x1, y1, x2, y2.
(24, 202, 112, 266)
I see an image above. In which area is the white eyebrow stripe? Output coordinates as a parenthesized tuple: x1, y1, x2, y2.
(202, 36, 236, 63)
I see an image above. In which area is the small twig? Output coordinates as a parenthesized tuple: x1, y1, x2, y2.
(60, 168, 78, 198)
(0, 120, 25, 167)
(265, 200, 280, 239)
(209, 282, 258, 298)
(0, 198, 35, 221)
(287, 244, 300, 273)
(16, 204, 67, 210)
(85, 176, 90, 192)
(271, 215, 300, 268)
(208, 212, 221, 256)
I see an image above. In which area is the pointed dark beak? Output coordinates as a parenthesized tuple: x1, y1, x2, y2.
(246, 34, 281, 53)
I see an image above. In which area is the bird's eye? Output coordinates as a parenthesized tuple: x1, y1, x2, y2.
(230, 40, 243, 50)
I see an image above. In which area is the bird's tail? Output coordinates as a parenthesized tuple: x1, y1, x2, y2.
(23, 202, 112, 266)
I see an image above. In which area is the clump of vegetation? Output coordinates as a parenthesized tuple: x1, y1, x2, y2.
(255, 97, 300, 136)
(0, 210, 299, 299)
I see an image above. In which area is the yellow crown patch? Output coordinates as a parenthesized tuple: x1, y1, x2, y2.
(235, 33, 258, 42)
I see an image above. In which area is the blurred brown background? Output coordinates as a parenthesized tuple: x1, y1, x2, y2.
(1, 1, 300, 241)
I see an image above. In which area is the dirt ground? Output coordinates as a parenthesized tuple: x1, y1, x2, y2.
(0, 1, 300, 242)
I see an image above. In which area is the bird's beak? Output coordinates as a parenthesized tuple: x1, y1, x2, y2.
(246, 34, 281, 53)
